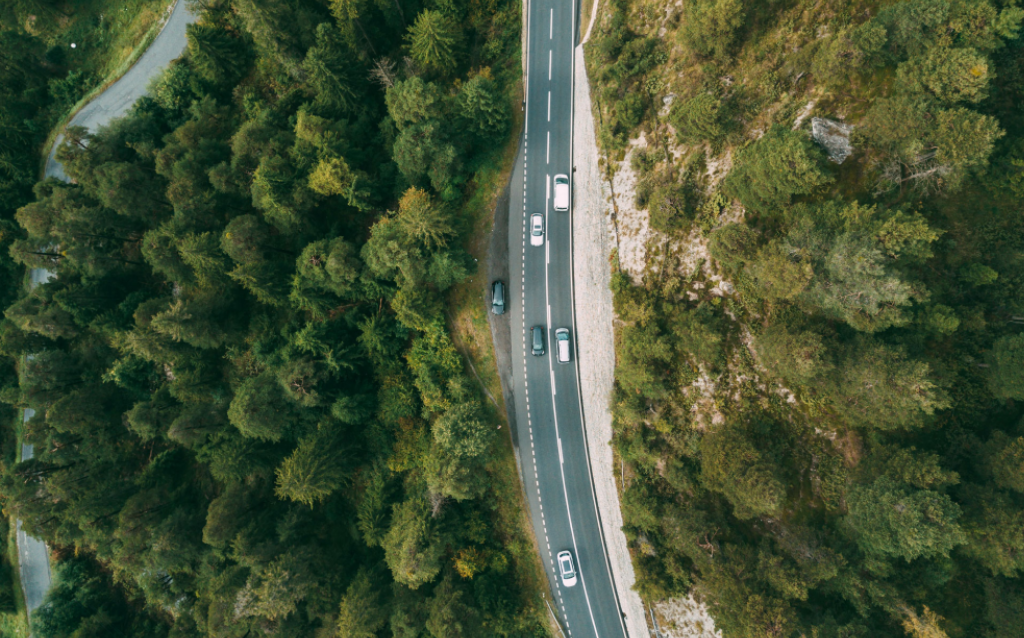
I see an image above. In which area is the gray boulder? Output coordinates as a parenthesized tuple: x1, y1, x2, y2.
(811, 117, 854, 164)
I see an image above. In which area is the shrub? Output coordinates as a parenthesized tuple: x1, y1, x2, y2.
(723, 126, 833, 211)
(669, 93, 728, 145)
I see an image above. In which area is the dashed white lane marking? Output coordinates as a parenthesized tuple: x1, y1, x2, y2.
(521, 79, 576, 633)
(550, 8, 553, 38)
(549, 50, 552, 80)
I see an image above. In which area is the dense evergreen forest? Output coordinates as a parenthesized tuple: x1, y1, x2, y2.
(0, 0, 541, 636)
(587, 0, 1024, 636)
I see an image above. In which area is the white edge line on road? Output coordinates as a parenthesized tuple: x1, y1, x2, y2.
(542, 114, 598, 629)
(524, 0, 530, 137)
(558, 438, 564, 464)
(520, 0, 629, 634)
(559, 0, 624, 634)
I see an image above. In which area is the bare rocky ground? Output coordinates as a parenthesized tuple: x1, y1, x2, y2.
(653, 597, 722, 638)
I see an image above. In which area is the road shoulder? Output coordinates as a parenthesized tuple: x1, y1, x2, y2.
(571, 44, 650, 638)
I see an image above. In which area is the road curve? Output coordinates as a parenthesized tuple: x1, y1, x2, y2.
(18, 0, 197, 618)
(45, 0, 197, 181)
(506, 0, 631, 636)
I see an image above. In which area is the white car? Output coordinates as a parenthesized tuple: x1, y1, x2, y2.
(553, 174, 570, 211)
(530, 213, 544, 246)
(557, 550, 577, 587)
(555, 328, 570, 364)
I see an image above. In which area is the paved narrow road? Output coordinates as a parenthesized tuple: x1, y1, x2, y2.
(506, 1, 629, 636)
(16, 408, 50, 614)
(45, 0, 195, 180)
(18, 0, 196, 618)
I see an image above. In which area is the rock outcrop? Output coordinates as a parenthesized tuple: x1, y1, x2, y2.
(811, 117, 854, 164)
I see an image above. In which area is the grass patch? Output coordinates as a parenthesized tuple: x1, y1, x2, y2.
(27, 0, 173, 79)
(580, 0, 599, 42)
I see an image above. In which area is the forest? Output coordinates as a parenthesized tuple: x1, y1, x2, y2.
(0, 0, 543, 636)
(586, 0, 1024, 636)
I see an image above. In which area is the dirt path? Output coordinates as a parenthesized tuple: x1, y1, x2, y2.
(572, 44, 650, 638)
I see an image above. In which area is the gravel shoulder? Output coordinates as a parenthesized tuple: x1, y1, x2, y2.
(571, 44, 650, 638)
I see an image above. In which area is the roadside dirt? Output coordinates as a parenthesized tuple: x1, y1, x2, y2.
(487, 174, 519, 443)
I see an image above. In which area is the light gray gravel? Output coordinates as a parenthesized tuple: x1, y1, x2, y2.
(572, 44, 650, 638)
(18, 0, 197, 619)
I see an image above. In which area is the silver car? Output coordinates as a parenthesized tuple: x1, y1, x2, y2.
(491, 280, 505, 315)
(530, 213, 544, 246)
(557, 550, 577, 587)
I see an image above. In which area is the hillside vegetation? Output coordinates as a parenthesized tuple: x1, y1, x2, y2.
(586, 0, 1024, 636)
(0, 0, 541, 637)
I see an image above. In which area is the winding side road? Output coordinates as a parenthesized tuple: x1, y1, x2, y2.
(18, 0, 196, 617)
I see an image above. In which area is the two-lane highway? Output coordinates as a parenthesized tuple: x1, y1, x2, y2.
(507, 1, 629, 636)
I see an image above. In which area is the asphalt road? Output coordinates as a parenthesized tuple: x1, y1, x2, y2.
(18, 0, 197, 618)
(45, 0, 196, 180)
(505, 1, 629, 636)
(17, 408, 51, 615)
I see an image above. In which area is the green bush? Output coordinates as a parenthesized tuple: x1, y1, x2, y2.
(724, 126, 833, 211)
(669, 93, 728, 145)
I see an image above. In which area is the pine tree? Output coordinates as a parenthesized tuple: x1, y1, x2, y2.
(275, 428, 350, 506)
(186, 23, 248, 84)
(383, 499, 443, 589)
(227, 372, 294, 442)
(724, 126, 832, 211)
(336, 568, 390, 637)
(987, 334, 1024, 400)
(303, 24, 363, 114)
(407, 10, 461, 76)
(846, 476, 966, 562)
(457, 70, 510, 145)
